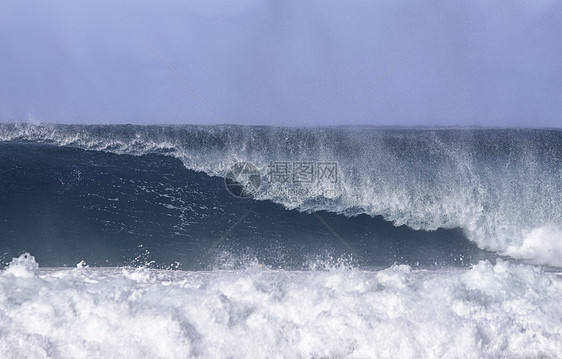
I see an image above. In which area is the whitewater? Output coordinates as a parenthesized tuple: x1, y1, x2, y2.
(0, 123, 561, 357)
(1, 253, 561, 358)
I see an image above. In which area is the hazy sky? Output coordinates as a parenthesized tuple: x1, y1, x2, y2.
(1, 0, 561, 127)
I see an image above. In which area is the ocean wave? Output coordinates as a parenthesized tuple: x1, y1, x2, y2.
(0, 123, 561, 266)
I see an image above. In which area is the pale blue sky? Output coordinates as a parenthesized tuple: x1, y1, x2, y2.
(1, 0, 561, 127)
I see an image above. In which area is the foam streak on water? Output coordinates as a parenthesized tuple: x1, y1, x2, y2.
(1, 254, 561, 358)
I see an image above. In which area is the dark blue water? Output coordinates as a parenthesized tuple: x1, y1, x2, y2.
(0, 142, 490, 269)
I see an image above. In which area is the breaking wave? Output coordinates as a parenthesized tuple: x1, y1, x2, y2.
(0, 123, 561, 267)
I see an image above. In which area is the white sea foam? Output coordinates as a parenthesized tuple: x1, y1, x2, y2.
(505, 225, 562, 267)
(0, 254, 561, 358)
(2, 253, 39, 278)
